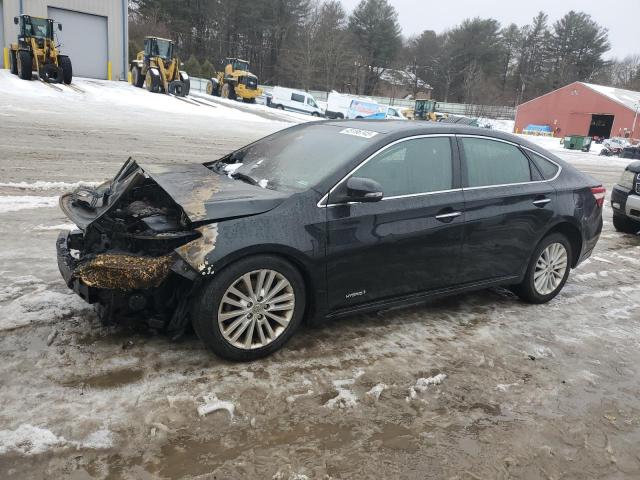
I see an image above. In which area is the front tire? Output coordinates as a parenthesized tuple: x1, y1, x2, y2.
(613, 213, 640, 234)
(514, 233, 572, 304)
(192, 255, 306, 361)
(17, 50, 33, 80)
(59, 56, 72, 84)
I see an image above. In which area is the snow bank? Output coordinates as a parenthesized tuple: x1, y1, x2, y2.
(0, 71, 274, 125)
(479, 118, 515, 133)
(0, 195, 59, 213)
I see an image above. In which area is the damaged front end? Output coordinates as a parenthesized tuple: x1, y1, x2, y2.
(56, 158, 288, 331)
(56, 159, 210, 331)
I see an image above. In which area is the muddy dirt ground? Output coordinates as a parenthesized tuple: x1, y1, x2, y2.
(1, 74, 639, 479)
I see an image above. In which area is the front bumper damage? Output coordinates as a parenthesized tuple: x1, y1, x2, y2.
(57, 230, 199, 300)
(56, 230, 200, 331)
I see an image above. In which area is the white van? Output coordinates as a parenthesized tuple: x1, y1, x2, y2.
(326, 91, 360, 119)
(270, 87, 323, 116)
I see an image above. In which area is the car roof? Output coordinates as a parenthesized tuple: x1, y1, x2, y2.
(322, 119, 504, 137)
(317, 119, 567, 166)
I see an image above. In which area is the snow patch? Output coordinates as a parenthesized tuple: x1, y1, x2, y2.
(197, 394, 235, 419)
(33, 223, 75, 231)
(0, 424, 113, 455)
(0, 195, 59, 213)
(0, 180, 99, 190)
(414, 374, 447, 392)
(0, 424, 65, 455)
(0, 289, 93, 331)
(366, 383, 387, 401)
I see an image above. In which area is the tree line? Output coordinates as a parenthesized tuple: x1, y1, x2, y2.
(129, 0, 640, 106)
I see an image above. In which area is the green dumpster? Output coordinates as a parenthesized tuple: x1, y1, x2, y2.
(563, 135, 592, 152)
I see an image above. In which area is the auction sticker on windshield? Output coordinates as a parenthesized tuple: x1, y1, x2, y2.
(339, 128, 379, 139)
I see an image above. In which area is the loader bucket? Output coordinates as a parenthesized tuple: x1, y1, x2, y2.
(168, 81, 187, 97)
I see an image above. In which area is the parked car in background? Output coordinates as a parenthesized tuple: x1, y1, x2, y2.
(56, 121, 604, 361)
(603, 137, 631, 151)
(611, 161, 640, 233)
(269, 87, 323, 116)
(365, 106, 407, 120)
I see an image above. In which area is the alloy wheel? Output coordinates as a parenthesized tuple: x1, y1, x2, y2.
(217, 269, 295, 350)
(533, 242, 568, 295)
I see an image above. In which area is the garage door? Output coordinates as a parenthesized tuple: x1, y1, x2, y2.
(48, 7, 108, 79)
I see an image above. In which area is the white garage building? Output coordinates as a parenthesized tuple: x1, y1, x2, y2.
(1, 0, 128, 80)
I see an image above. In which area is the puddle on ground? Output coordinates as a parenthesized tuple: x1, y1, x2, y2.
(61, 367, 144, 389)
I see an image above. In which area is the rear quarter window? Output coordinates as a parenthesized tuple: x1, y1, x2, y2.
(529, 152, 560, 179)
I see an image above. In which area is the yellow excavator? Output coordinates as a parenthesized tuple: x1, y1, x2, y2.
(9, 14, 72, 84)
(130, 36, 190, 97)
(206, 58, 262, 103)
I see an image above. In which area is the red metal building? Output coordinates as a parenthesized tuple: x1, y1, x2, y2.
(515, 82, 640, 140)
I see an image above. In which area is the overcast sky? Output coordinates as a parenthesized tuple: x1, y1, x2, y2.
(340, 0, 639, 59)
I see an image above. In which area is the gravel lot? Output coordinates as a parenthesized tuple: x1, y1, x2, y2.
(1, 72, 639, 480)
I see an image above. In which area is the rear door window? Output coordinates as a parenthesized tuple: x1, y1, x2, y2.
(291, 93, 305, 103)
(354, 137, 453, 197)
(460, 137, 532, 187)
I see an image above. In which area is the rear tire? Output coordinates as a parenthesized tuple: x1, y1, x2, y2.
(132, 66, 144, 88)
(277, 104, 284, 110)
(613, 213, 640, 234)
(17, 50, 33, 80)
(192, 255, 306, 361)
(9, 50, 18, 75)
(59, 56, 72, 84)
(145, 69, 161, 93)
(514, 233, 572, 304)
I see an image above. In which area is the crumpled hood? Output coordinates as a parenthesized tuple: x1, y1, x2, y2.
(60, 159, 288, 229)
(138, 162, 287, 224)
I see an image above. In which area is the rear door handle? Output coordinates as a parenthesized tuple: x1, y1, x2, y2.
(533, 198, 551, 207)
(435, 211, 462, 221)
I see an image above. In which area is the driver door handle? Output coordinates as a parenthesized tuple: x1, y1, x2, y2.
(533, 198, 551, 207)
(435, 211, 462, 221)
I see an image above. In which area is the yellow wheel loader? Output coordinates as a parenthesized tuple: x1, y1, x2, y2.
(206, 58, 262, 103)
(9, 15, 72, 84)
(130, 37, 190, 97)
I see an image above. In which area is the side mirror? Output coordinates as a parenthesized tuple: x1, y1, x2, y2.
(58, 23, 62, 31)
(345, 177, 383, 203)
(14, 17, 19, 25)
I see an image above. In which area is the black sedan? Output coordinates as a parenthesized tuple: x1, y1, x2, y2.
(57, 121, 604, 360)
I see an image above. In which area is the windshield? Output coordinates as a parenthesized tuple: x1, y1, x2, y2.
(212, 125, 376, 193)
(154, 39, 173, 59)
(233, 60, 249, 71)
(25, 18, 51, 38)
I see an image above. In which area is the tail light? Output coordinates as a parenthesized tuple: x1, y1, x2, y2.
(591, 186, 606, 207)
